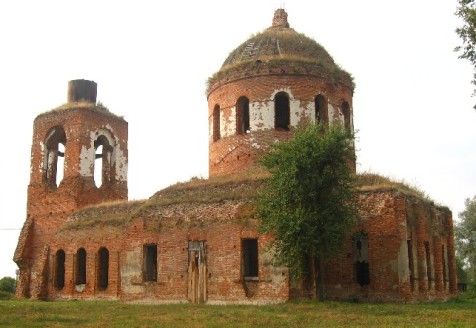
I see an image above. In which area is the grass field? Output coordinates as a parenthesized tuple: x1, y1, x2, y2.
(0, 294, 475, 328)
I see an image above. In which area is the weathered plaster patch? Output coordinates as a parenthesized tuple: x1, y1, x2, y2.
(222, 107, 236, 138)
(304, 102, 315, 123)
(37, 141, 46, 175)
(328, 104, 336, 124)
(251, 101, 273, 131)
(79, 144, 94, 177)
(114, 146, 128, 182)
(398, 239, 410, 284)
(290, 99, 302, 127)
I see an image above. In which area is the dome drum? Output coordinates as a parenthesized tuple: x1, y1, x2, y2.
(207, 9, 355, 176)
(208, 74, 354, 176)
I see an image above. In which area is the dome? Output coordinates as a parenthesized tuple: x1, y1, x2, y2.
(207, 9, 353, 93)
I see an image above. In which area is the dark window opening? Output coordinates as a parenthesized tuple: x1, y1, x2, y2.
(353, 232, 370, 286)
(44, 126, 67, 187)
(213, 105, 221, 142)
(144, 244, 157, 282)
(76, 248, 87, 285)
(236, 97, 250, 135)
(243, 239, 258, 279)
(442, 245, 447, 289)
(341, 101, 351, 132)
(94, 135, 113, 188)
(407, 239, 415, 290)
(98, 247, 109, 291)
(355, 261, 370, 286)
(315, 95, 328, 125)
(55, 249, 65, 290)
(274, 92, 290, 130)
(425, 241, 432, 285)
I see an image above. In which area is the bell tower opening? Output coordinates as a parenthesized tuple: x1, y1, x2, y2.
(44, 126, 66, 188)
(94, 134, 113, 188)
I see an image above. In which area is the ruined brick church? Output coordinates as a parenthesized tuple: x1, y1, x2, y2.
(15, 9, 457, 303)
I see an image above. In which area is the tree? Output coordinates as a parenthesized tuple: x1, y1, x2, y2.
(455, 196, 476, 283)
(455, 0, 476, 109)
(0, 276, 16, 293)
(256, 123, 358, 300)
(456, 257, 469, 284)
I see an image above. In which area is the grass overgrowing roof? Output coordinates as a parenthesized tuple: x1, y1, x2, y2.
(60, 169, 442, 231)
(207, 27, 354, 93)
(37, 101, 124, 120)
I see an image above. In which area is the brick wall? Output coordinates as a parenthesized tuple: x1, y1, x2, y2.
(208, 70, 354, 176)
(23, 183, 456, 303)
(323, 190, 457, 302)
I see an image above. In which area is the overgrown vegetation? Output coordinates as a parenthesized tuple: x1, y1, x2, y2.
(148, 173, 266, 206)
(356, 172, 430, 200)
(0, 277, 15, 294)
(59, 166, 439, 232)
(455, 195, 476, 285)
(61, 200, 144, 231)
(206, 27, 354, 93)
(0, 299, 475, 327)
(38, 101, 123, 119)
(455, 0, 476, 109)
(256, 124, 358, 300)
(0, 277, 15, 301)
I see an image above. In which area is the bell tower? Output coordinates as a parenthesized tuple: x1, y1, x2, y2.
(15, 80, 128, 298)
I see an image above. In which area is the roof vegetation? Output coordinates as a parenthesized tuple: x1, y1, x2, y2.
(37, 101, 124, 120)
(356, 172, 431, 201)
(60, 170, 442, 230)
(207, 27, 354, 94)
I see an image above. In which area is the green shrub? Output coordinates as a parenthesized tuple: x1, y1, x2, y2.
(0, 277, 16, 293)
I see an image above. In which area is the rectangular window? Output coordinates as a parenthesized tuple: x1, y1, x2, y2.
(144, 244, 157, 282)
(243, 239, 258, 279)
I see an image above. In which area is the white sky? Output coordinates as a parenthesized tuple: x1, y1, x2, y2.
(0, 0, 475, 279)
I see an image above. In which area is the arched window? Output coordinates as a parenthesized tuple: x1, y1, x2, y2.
(341, 101, 351, 132)
(236, 97, 250, 135)
(55, 249, 65, 290)
(98, 247, 109, 291)
(274, 92, 290, 130)
(94, 135, 113, 188)
(315, 95, 328, 125)
(44, 126, 66, 187)
(213, 105, 221, 142)
(75, 248, 87, 286)
(353, 232, 370, 286)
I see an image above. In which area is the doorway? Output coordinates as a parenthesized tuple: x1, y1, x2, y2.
(188, 241, 207, 303)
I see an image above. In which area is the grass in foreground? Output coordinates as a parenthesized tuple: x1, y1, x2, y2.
(0, 296, 475, 328)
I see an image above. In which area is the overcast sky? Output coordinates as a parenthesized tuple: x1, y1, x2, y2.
(0, 0, 475, 279)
